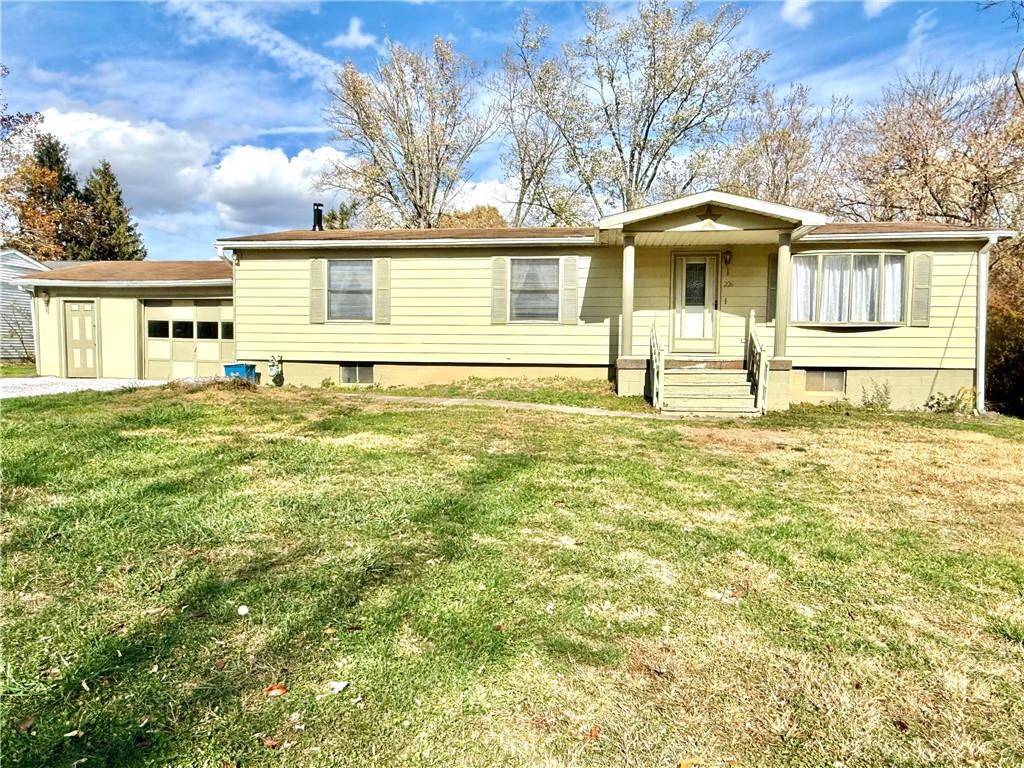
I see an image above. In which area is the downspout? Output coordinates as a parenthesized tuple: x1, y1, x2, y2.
(975, 235, 998, 412)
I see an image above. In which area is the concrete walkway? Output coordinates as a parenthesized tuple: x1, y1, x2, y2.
(335, 391, 678, 420)
(0, 376, 165, 400)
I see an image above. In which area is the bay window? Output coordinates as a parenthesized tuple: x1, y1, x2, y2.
(791, 252, 906, 325)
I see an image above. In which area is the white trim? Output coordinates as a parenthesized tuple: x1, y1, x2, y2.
(13, 278, 232, 288)
(598, 191, 830, 229)
(788, 250, 909, 327)
(507, 255, 563, 324)
(217, 236, 596, 250)
(799, 230, 1015, 243)
(325, 258, 375, 323)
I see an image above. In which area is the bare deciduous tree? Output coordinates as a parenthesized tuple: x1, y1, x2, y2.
(707, 84, 853, 211)
(512, 0, 767, 216)
(979, 1, 1024, 105)
(1, 64, 41, 246)
(489, 40, 585, 226)
(320, 38, 493, 228)
(835, 68, 1023, 236)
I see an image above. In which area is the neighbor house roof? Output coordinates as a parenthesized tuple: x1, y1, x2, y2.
(14, 260, 233, 287)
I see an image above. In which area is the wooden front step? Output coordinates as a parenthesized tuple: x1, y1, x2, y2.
(658, 364, 758, 416)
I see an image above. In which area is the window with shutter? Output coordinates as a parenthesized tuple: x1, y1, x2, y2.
(491, 256, 508, 325)
(767, 254, 778, 322)
(910, 253, 931, 327)
(309, 259, 325, 324)
(509, 258, 560, 322)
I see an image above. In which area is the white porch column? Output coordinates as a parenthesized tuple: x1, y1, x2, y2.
(621, 234, 635, 358)
(774, 231, 792, 358)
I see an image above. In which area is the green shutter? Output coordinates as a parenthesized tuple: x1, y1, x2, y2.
(374, 257, 391, 324)
(309, 259, 325, 324)
(910, 253, 931, 327)
(766, 253, 778, 322)
(491, 256, 507, 324)
(561, 256, 578, 325)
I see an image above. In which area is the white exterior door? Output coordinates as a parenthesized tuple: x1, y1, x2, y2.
(672, 253, 718, 353)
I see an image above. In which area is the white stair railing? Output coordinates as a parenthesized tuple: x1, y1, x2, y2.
(746, 309, 769, 414)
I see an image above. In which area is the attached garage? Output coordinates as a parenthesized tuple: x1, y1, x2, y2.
(143, 300, 234, 379)
(16, 261, 234, 380)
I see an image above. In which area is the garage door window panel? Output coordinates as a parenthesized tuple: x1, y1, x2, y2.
(172, 321, 195, 339)
(147, 320, 169, 338)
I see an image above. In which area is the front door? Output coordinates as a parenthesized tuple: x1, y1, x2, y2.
(64, 301, 97, 377)
(672, 253, 718, 353)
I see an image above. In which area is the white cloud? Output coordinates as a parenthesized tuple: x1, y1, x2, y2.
(901, 10, 937, 66)
(325, 18, 381, 52)
(781, 0, 814, 29)
(449, 179, 517, 220)
(38, 107, 352, 252)
(207, 145, 349, 233)
(164, 0, 336, 80)
(40, 108, 211, 215)
(864, 0, 896, 19)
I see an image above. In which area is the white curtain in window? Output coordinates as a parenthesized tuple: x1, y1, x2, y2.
(881, 254, 905, 322)
(850, 254, 878, 322)
(820, 254, 849, 322)
(328, 260, 373, 320)
(510, 258, 559, 321)
(791, 255, 817, 322)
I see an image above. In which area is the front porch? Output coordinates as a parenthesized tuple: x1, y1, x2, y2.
(600, 191, 826, 414)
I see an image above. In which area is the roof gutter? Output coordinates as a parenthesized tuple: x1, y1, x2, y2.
(13, 278, 233, 288)
(215, 235, 598, 250)
(799, 230, 1016, 243)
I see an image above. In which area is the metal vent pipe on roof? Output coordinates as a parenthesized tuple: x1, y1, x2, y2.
(312, 203, 324, 231)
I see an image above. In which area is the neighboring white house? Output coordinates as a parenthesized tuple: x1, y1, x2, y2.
(0, 249, 59, 361)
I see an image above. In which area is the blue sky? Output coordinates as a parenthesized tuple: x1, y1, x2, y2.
(3, 1, 1021, 260)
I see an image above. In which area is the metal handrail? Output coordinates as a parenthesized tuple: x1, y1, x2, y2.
(746, 309, 769, 414)
(650, 325, 664, 411)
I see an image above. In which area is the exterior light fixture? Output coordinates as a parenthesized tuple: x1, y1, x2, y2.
(723, 250, 733, 266)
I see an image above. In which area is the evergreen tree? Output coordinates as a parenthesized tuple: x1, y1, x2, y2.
(18, 134, 94, 259)
(323, 200, 357, 229)
(31, 134, 78, 207)
(82, 160, 146, 260)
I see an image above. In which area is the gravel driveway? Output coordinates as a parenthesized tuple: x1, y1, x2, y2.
(0, 377, 165, 400)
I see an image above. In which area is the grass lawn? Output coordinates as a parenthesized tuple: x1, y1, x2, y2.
(2, 383, 1023, 767)
(380, 375, 652, 412)
(1, 360, 37, 378)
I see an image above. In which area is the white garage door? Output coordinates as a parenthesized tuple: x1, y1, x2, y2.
(144, 300, 234, 380)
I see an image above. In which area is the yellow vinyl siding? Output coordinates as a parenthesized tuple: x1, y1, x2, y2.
(234, 248, 621, 365)
(786, 244, 976, 368)
(233, 239, 979, 371)
(627, 245, 775, 358)
(96, 297, 140, 378)
(33, 294, 62, 376)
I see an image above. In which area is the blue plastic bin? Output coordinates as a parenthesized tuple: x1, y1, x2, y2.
(223, 363, 257, 382)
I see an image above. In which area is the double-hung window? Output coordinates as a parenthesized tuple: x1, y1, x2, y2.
(509, 257, 560, 322)
(791, 252, 906, 325)
(327, 260, 373, 321)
